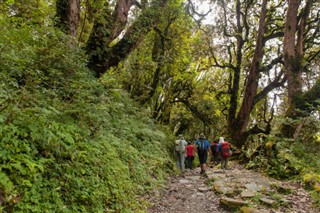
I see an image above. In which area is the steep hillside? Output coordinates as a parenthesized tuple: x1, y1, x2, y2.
(0, 17, 175, 212)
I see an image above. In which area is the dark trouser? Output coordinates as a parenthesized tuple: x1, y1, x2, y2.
(198, 150, 208, 174)
(212, 152, 219, 164)
(198, 150, 208, 164)
(186, 156, 194, 169)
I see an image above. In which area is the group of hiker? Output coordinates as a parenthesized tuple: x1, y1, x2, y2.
(174, 133, 232, 175)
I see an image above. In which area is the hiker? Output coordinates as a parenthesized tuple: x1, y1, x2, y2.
(218, 137, 231, 170)
(185, 142, 195, 169)
(174, 134, 188, 172)
(195, 133, 211, 175)
(210, 140, 219, 165)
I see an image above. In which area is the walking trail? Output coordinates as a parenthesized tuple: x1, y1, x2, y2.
(145, 161, 318, 213)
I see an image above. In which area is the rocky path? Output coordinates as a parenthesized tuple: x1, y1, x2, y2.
(146, 161, 318, 213)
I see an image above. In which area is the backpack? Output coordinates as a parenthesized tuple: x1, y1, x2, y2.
(220, 141, 231, 158)
(197, 139, 208, 152)
(175, 140, 186, 155)
(210, 143, 218, 154)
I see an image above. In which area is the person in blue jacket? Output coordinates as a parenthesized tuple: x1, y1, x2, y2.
(195, 133, 211, 175)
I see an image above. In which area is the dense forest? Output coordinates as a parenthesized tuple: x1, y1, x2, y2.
(0, 0, 320, 211)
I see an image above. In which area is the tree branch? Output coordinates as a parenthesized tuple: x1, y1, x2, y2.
(253, 70, 287, 105)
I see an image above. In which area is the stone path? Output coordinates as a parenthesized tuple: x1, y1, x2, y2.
(146, 161, 318, 213)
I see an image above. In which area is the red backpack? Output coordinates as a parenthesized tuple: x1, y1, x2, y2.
(220, 141, 231, 158)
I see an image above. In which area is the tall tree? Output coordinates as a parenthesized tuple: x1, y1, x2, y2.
(206, 0, 286, 147)
(233, 0, 268, 144)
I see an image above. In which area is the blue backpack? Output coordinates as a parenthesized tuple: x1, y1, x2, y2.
(197, 139, 208, 152)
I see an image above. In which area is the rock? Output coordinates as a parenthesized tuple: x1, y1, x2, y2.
(259, 197, 276, 206)
(220, 197, 249, 209)
(245, 182, 267, 192)
(185, 184, 193, 188)
(186, 176, 201, 181)
(196, 192, 204, 196)
(213, 169, 227, 173)
(241, 190, 256, 198)
(179, 179, 190, 184)
(240, 206, 271, 213)
(213, 179, 225, 186)
(255, 177, 271, 188)
(214, 185, 235, 195)
(207, 173, 227, 181)
(245, 182, 260, 192)
(237, 177, 254, 184)
(198, 187, 211, 192)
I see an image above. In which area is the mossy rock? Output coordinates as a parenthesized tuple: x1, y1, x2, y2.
(220, 197, 249, 209)
(240, 206, 270, 213)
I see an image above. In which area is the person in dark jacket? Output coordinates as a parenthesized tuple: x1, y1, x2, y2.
(210, 140, 219, 165)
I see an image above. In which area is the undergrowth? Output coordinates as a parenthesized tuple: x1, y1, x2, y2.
(0, 16, 175, 212)
(244, 121, 320, 208)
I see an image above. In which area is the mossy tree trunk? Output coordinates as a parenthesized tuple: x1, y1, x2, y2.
(56, 0, 80, 36)
(282, 0, 313, 138)
(226, 0, 285, 148)
(85, 0, 168, 77)
(231, 0, 268, 147)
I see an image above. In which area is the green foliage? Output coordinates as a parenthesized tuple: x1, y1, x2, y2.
(0, 15, 174, 212)
(0, 0, 55, 25)
(245, 129, 320, 207)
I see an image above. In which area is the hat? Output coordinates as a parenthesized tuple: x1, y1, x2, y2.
(178, 134, 184, 139)
(219, 137, 224, 144)
(199, 133, 205, 139)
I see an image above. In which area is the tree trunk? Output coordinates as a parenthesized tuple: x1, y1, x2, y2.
(283, 0, 301, 114)
(85, 0, 132, 77)
(226, 0, 243, 134)
(86, 0, 168, 77)
(85, 1, 113, 77)
(231, 0, 267, 147)
(111, 0, 133, 41)
(282, 0, 313, 137)
(107, 0, 168, 69)
(56, 0, 80, 36)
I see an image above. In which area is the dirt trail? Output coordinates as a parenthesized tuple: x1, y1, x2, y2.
(146, 161, 318, 213)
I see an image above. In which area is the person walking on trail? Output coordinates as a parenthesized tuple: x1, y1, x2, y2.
(174, 134, 188, 172)
(195, 133, 211, 175)
(210, 140, 219, 165)
(218, 137, 231, 170)
(185, 142, 195, 169)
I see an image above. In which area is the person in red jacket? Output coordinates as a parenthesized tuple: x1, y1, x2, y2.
(185, 142, 195, 169)
(218, 137, 231, 170)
